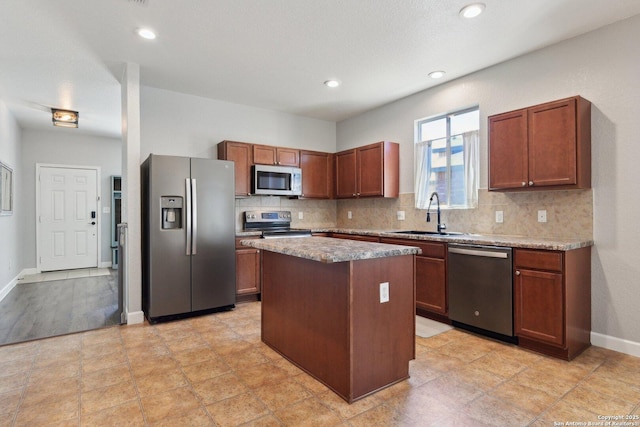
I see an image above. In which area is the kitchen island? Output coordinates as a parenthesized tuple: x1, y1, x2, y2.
(240, 237, 420, 403)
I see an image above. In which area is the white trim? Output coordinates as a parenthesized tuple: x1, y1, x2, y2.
(36, 163, 102, 273)
(100, 261, 112, 268)
(0, 273, 19, 302)
(0, 268, 36, 302)
(126, 310, 144, 325)
(591, 331, 640, 358)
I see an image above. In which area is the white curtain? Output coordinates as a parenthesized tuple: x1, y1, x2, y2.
(414, 130, 478, 209)
(414, 139, 431, 209)
(462, 130, 479, 208)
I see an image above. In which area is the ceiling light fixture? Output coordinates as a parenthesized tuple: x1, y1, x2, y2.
(136, 28, 157, 40)
(428, 71, 445, 79)
(51, 108, 79, 128)
(324, 80, 340, 88)
(459, 3, 485, 19)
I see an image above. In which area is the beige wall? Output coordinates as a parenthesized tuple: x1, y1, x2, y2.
(336, 15, 640, 346)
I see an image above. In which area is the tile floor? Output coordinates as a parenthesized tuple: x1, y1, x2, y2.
(0, 302, 639, 427)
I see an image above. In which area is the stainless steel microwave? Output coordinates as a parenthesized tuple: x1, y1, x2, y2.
(251, 164, 302, 196)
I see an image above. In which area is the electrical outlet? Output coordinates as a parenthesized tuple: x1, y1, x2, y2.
(298, 211, 303, 220)
(348, 211, 352, 219)
(538, 210, 547, 223)
(495, 210, 504, 223)
(379, 282, 389, 303)
(397, 211, 405, 221)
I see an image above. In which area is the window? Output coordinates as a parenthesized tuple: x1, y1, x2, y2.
(414, 107, 479, 209)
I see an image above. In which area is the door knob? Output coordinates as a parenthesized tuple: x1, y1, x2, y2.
(90, 221, 96, 225)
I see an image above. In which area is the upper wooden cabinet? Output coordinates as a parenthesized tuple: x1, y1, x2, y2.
(217, 140, 252, 197)
(299, 150, 334, 199)
(253, 145, 300, 167)
(335, 141, 399, 198)
(489, 96, 591, 191)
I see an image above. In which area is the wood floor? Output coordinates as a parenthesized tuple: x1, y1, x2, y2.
(0, 270, 120, 346)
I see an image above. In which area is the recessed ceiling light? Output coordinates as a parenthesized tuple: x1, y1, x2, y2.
(324, 80, 340, 88)
(459, 3, 485, 19)
(428, 71, 445, 79)
(136, 28, 157, 40)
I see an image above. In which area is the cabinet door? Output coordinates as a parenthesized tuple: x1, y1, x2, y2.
(300, 150, 333, 198)
(253, 145, 277, 165)
(335, 149, 357, 198)
(357, 143, 384, 197)
(514, 268, 564, 346)
(236, 248, 261, 295)
(488, 109, 528, 190)
(416, 256, 447, 315)
(528, 98, 577, 187)
(276, 147, 300, 167)
(218, 141, 252, 197)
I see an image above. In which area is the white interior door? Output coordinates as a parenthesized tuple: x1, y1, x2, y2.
(38, 166, 99, 272)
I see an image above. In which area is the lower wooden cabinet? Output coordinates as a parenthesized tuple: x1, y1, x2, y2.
(514, 247, 591, 360)
(235, 237, 261, 299)
(330, 233, 380, 242)
(380, 238, 447, 320)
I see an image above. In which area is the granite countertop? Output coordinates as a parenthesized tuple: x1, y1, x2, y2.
(311, 228, 593, 251)
(237, 228, 593, 251)
(240, 236, 421, 263)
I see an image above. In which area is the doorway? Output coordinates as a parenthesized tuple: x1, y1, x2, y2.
(36, 164, 100, 272)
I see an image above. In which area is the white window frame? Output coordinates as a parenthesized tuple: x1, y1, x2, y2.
(414, 106, 479, 210)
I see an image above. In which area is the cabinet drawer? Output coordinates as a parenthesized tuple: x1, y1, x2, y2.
(380, 238, 445, 259)
(515, 249, 563, 272)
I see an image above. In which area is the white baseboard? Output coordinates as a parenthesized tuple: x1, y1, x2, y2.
(591, 331, 640, 358)
(126, 310, 145, 325)
(100, 261, 112, 268)
(0, 274, 19, 302)
(21, 267, 38, 276)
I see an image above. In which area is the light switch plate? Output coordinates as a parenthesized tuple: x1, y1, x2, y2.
(380, 282, 389, 303)
(348, 211, 352, 219)
(397, 211, 405, 221)
(298, 211, 303, 220)
(495, 210, 504, 223)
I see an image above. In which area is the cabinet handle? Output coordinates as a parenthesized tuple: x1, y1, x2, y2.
(521, 182, 526, 187)
(515, 270, 521, 276)
(529, 181, 534, 186)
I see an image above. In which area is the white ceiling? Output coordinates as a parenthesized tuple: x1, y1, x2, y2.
(2, 0, 640, 139)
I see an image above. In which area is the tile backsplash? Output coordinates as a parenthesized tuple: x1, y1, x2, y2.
(335, 189, 593, 240)
(235, 189, 593, 241)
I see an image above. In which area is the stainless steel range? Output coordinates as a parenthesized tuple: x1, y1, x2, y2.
(243, 210, 312, 238)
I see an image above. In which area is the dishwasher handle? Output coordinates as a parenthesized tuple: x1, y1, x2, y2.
(448, 247, 509, 259)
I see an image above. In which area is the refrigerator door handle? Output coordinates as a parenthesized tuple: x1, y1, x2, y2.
(185, 178, 192, 255)
(192, 178, 198, 255)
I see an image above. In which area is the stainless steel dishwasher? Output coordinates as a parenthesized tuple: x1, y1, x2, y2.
(447, 244, 514, 339)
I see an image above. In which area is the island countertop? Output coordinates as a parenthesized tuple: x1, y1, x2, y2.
(240, 236, 421, 263)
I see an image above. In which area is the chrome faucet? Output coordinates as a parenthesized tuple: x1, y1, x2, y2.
(426, 191, 446, 234)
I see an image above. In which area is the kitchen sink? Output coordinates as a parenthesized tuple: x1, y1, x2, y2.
(390, 230, 466, 236)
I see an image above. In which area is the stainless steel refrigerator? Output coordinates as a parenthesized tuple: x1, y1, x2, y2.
(142, 154, 236, 322)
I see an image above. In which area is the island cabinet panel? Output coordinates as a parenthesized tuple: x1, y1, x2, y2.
(218, 140, 253, 197)
(299, 150, 334, 199)
(488, 96, 591, 191)
(335, 141, 399, 199)
(381, 238, 447, 320)
(261, 251, 415, 403)
(514, 246, 591, 360)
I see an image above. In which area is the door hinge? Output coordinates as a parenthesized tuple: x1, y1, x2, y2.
(38, 216, 41, 223)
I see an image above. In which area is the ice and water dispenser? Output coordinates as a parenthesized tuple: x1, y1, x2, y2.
(161, 196, 183, 229)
